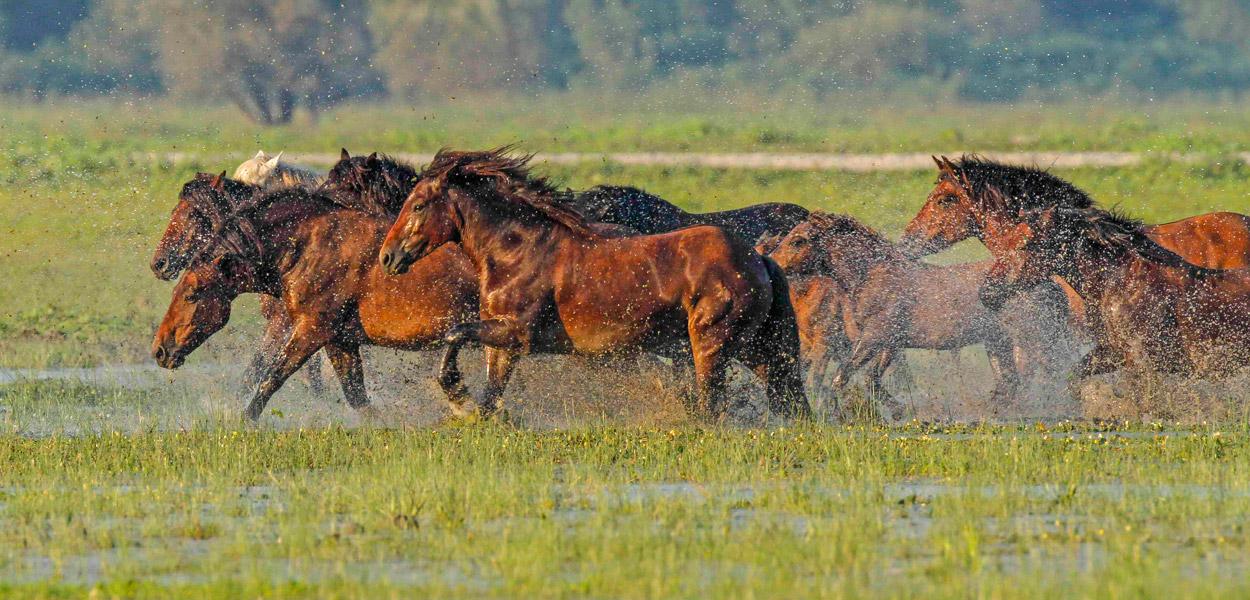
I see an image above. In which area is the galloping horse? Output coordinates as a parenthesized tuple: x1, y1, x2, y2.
(907, 156, 1249, 384)
(377, 148, 811, 420)
(978, 205, 1250, 381)
(573, 185, 810, 244)
(767, 212, 1072, 417)
(151, 175, 478, 420)
(151, 173, 336, 396)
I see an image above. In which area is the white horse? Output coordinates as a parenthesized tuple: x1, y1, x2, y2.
(233, 151, 322, 188)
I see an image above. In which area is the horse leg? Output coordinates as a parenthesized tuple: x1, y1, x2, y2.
(243, 321, 329, 422)
(479, 347, 519, 417)
(438, 319, 528, 418)
(865, 349, 904, 421)
(1067, 344, 1126, 404)
(258, 295, 330, 400)
(242, 306, 289, 394)
(323, 341, 379, 421)
(985, 335, 1023, 415)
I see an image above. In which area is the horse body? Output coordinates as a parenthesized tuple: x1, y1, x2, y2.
(151, 173, 337, 396)
(768, 212, 1073, 416)
(152, 181, 478, 420)
(574, 185, 810, 244)
(378, 149, 810, 420)
(980, 209, 1250, 378)
(918, 155, 1250, 389)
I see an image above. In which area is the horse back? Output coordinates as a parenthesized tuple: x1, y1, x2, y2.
(1145, 211, 1250, 269)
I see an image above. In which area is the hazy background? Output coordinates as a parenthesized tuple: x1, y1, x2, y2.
(4, 0, 1250, 123)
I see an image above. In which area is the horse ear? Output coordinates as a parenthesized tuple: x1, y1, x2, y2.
(366, 152, 379, 167)
(254, 150, 267, 160)
(341, 148, 351, 161)
(209, 171, 227, 191)
(264, 153, 281, 170)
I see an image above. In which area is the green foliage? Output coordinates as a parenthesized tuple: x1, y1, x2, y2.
(5, 0, 1250, 111)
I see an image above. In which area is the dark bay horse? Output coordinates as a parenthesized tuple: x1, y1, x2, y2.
(767, 212, 1073, 417)
(151, 176, 478, 420)
(979, 205, 1250, 381)
(911, 156, 1250, 385)
(573, 185, 809, 244)
(377, 148, 811, 420)
(150, 173, 337, 396)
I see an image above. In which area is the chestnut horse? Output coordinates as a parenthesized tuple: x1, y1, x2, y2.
(151, 176, 478, 420)
(898, 156, 1250, 269)
(377, 148, 811, 420)
(150, 173, 337, 396)
(979, 205, 1250, 382)
(767, 212, 1072, 418)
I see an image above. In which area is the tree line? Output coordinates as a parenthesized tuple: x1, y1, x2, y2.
(3, 0, 1249, 123)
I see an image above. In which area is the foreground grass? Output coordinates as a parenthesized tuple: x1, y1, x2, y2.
(0, 406, 1247, 597)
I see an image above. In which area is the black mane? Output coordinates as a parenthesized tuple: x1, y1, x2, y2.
(326, 152, 419, 216)
(949, 155, 1095, 214)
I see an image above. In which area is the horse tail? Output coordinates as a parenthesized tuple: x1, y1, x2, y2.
(750, 256, 813, 420)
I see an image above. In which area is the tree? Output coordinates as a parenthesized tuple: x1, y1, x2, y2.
(370, 0, 580, 98)
(152, 0, 382, 124)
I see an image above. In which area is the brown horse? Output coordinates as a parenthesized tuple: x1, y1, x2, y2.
(151, 176, 478, 420)
(767, 212, 1074, 417)
(150, 173, 339, 396)
(911, 156, 1248, 385)
(979, 205, 1250, 381)
(573, 185, 810, 244)
(899, 155, 1250, 268)
(377, 148, 811, 420)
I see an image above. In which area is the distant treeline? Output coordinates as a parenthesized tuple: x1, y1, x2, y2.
(3, 0, 1249, 123)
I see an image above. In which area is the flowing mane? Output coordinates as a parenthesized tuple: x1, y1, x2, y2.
(423, 147, 599, 237)
(946, 155, 1095, 215)
(326, 151, 418, 216)
(191, 185, 343, 267)
(178, 174, 259, 231)
(1045, 205, 1218, 276)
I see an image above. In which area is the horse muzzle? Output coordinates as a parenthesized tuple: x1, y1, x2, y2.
(152, 343, 186, 369)
(380, 243, 421, 276)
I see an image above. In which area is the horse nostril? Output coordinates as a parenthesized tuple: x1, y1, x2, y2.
(153, 258, 166, 271)
(381, 251, 392, 268)
(154, 345, 167, 362)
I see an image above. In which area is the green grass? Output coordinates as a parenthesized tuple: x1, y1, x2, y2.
(0, 389, 1247, 597)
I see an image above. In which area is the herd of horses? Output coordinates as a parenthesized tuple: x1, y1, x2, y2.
(149, 149, 1250, 422)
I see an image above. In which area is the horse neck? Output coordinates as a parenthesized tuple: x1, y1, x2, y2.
(452, 191, 579, 277)
(1063, 239, 1159, 306)
(824, 233, 906, 290)
(241, 197, 334, 291)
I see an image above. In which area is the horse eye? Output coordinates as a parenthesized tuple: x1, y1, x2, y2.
(940, 194, 957, 204)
